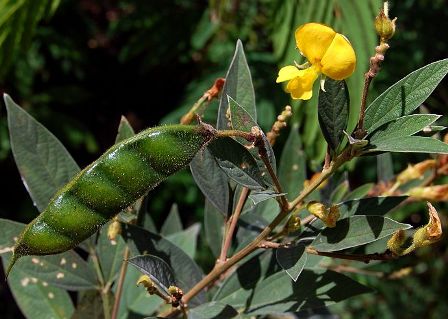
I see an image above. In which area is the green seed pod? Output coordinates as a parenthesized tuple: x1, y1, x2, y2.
(6, 123, 216, 276)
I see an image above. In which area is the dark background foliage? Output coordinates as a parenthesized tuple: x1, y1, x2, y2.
(0, 0, 447, 318)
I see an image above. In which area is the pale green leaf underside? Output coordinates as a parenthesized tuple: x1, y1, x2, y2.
(368, 136, 448, 154)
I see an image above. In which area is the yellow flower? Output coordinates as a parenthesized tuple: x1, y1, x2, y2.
(276, 23, 356, 100)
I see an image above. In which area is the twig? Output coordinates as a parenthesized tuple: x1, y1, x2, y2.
(111, 246, 130, 319)
(89, 243, 111, 319)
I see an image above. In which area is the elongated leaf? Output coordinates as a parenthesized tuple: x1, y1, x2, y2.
(330, 180, 349, 203)
(115, 115, 135, 143)
(248, 190, 286, 205)
(191, 148, 230, 215)
(377, 153, 394, 182)
(278, 123, 306, 199)
(96, 226, 127, 285)
(217, 40, 256, 130)
(204, 200, 225, 258)
(208, 137, 266, 189)
(311, 215, 411, 252)
(4, 94, 80, 211)
(364, 58, 448, 133)
(276, 244, 307, 282)
(165, 224, 201, 259)
(338, 196, 407, 218)
(217, 268, 371, 315)
(2, 255, 74, 319)
(318, 79, 349, 151)
(369, 114, 440, 142)
(0, 219, 97, 290)
(160, 204, 182, 236)
(368, 136, 448, 154)
(189, 302, 238, 319)
(343, 183, 374, 201)
(127, 255, 175, 296)
(122, 224, 205, 305)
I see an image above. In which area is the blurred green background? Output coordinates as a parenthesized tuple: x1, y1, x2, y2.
(1, 0, 447, 318)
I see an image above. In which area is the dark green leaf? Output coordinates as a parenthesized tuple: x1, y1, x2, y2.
(217, 40, 256, 130)
(208, 137, 266, 190)
(368, 136, 448, 154)
(278, 123, 306, 199)
(96, 226, 127, 285)
(189, 302, 238, 319)
(364, 58, 448, 133)
(115, 115, 135, 143)
(338, 196, 407, 218)
(276, 244, 307, 282)
(190, 148, 230, 215)
(204, 200, 225, 258)
(122, 224, 206, 306)
(0, 219, 97, 290)
(369, 114, 440, 142)
(318, 79, 349, 151)
(160, 204, 182, 236)
(248, 190, 286, 205)
(330, 180, 349, 203)
(217, 268, 371, 315)
(2, 255, 74, 319)
(71, 290, 113, 319)
(377, 153, 394, 182)
(165, 224, 201, 259)
(343, 183, 374, 201)
(127, 255, 175, 296)
(311, 215, 411, 252)
(4, 94, 80, 211)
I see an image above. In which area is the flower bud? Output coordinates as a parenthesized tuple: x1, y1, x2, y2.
(375, 2, 396, 42)
(412, 202, 442, 248)
(285, 214, 301, 234)
(107, 219, 122, 242)
(387, 229, 406, 255)
(306, 201, 339, 228)
(407, 185, 448, 201)
(397, 160, 436, 184)
(136, 275, 158, 294)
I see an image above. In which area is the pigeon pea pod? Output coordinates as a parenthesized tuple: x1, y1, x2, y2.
(7, 123, 216, 275)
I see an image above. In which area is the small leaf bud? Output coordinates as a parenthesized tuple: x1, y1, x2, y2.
(375, 2, 397, 42)
(387, 229, 406, 255)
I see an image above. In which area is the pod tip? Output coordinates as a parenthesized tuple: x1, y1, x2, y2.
(5, 251, 20, 279)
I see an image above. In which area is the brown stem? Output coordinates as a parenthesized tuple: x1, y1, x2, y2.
(218, 187, 250, 263)
(111, 246, 130, 319)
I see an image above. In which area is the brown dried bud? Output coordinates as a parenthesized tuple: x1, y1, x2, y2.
(413, 202, 442, 248)
(306, 201, 339, 228)
(396, 159, 436, 184)
(408, 185, 448, 201)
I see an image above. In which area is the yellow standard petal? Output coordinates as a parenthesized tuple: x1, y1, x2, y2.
(276, 65, 302, 83)
(295, 23, 336, 65)
(285, 66, 319, 100)
(321, 34, 356, 80)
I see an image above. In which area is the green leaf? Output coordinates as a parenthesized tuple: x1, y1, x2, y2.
(2, 255, 74, 319)
(189, 302, 238, 319)
(276, 244, 307, 282)
(377, 153, 394, 182)
(96, 226, 127, 285)
(71, 290, 114, 319)
(278, 124, 306, 199)
(311, 215, 411, 252)
(160, 203, 183, 236)
(217, 40, 256, 130)
(115, 115, 135, 143)
(248, 190, 286, 205)
(204, 200, 225, 258)
(217, 268, 371, 315)
(330, 180, 349, 203)
(165, 224, 201, 259)
(190, 147, 230, 215)
(338, 196, 407, 218)
(343, 183, 374, 201)
(318, 79, 349, 151)
(364, 58, 448, 133)
(122, 224, 205, 306)
(0, 219, 97, 290)
(369, 114, 440, 142)
(127, 255, 175, 296)
(368, 136, 448, 154)
(208, 137, 266, 190)
(4, 94, 80, 211)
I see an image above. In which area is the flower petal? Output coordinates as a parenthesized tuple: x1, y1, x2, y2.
(285, 66, 319, 100)
(276, 65, 302, 83)
(321, 34, 356, 80)
(295, 23, 336, 65)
